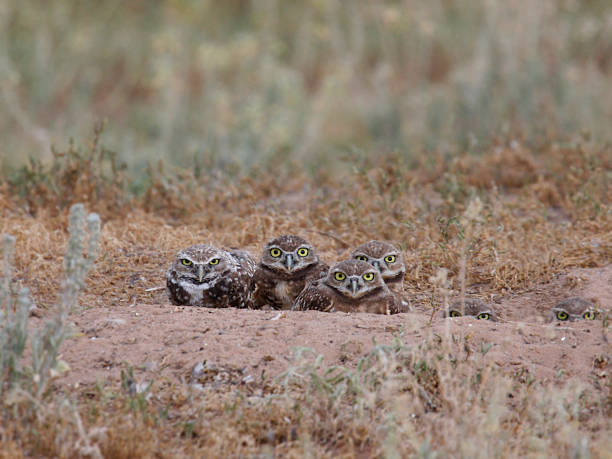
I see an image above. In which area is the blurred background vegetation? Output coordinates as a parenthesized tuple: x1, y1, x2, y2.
(1, 0, 611, 180)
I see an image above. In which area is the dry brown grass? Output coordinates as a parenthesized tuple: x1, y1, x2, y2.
(1, 142, 611, 457)
(3, 334, 610, 457)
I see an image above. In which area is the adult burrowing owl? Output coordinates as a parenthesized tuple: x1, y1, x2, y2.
(549, 297, 596, 322)
(251, 235, 329, 309)
(444, 298, 498, 321)
(351, 241, 407, 304)
(291, 259, 400, 314)
(166, 244, 256, 308)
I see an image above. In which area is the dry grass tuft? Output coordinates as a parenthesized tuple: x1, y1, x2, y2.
(6, 123, 127, 218)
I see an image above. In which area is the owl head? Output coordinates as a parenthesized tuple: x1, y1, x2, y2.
(549, 297, 596, 322)
(350, 240, 405, 281)
(260, 235, 320, 274)
(170, 244, 230, 285)
(324, 259, 385, 299)
(445, 298, 498, 321)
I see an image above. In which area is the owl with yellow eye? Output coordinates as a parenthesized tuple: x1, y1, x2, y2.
(350, 241, 407, 307)
(291, 259, 400, 314)
(166, 244, 256, 308)
(549, 297, 597, 322)
(444, 298, 498, 321)
(251, 235, 329, 310)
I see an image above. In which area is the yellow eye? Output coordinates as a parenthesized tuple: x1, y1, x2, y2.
(270, 248, 282, 258)
(181, 259, 193, 266)
(363, 272, 375, 281)
(384, 255, 396, 263)
(209, 258, 220, 265)
(583, 311, 594, 320)
(334, 272, 346, 281)
(477, 313, 490, 320)
(297, 248, 309, 257)
(355, 255, 368, 262)
(450, 310, 461, 317)
(556, 311, 569, 321)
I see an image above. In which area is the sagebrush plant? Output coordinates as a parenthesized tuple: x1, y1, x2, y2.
(0, 203, 100, 402)
(0, 235, 32, 399)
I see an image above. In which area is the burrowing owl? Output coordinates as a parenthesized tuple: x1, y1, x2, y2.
(291, 259, 400, 314)
(351, 241, 407, 303)
(549, 297, 596, 322)
(444, 298, 498, 321)
(166, 244, 256, 308)
(251, 235, 329, 309)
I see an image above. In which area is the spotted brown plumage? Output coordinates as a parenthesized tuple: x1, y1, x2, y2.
(350, 240, 408, 307)
(166, 244, 256, 308)
(291, 259, 400, 314)
(251, 235, 329, 310)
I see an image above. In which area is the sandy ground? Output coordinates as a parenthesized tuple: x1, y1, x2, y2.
(45, 264, 611, 389)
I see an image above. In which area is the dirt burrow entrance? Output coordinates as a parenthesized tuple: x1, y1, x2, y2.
(48, 264, 611, 388)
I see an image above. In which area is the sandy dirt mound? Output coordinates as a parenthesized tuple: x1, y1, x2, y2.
(48, 264, 611, 389)
(497, 264, 612, 321)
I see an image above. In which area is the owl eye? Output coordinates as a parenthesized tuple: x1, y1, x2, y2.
(363, 272, 375, 281)
(476, 312, 490, 320)
(181, 259, 193, 266)
(270, 248, 282, 258)
(556, 310, 569, 321)
(334, 272, 346, 281)
(355, 255, 368, 262)
(209, 258, 220, 265)
(297, 247, 309, 257)
(582, 311, 594, 320)
(384, 255, 396, 263)
(449, 310, 461, 317)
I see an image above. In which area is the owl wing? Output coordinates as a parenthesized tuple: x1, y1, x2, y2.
(387, 281, 410, 310)
(228, 249, 257, 276)
(291, 280, 333, 312)
(385, 292, 403, 314)
(198, 250, 255, 309)
(250, 266, 284, 310)
(166, 270, 187, 306)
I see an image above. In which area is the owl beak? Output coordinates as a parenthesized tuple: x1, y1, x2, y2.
(198, 265, 205, 283)
(284, 254, 294, 272)
(372, 260, 381, 271)
(349, 277, 359, 295)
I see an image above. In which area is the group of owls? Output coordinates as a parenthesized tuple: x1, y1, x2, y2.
(166, 234, 599, 321)
(166, 235, 407, 314)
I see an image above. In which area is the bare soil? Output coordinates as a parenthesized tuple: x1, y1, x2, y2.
(50, 264, 611, 389)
